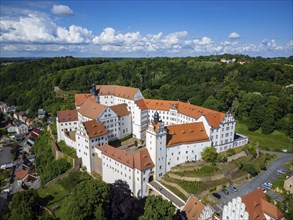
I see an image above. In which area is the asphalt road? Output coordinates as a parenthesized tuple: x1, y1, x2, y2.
(149, 181, 185, 208)
(215, 152, 292, 206)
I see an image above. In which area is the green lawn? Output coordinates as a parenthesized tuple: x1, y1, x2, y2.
(38, 184, 70, 220)
(236, 123, 290, 152)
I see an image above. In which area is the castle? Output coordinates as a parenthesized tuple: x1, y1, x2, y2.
(56, 84, 248, 198)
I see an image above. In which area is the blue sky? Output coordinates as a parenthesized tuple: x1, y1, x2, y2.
(0, 1, 292, 57)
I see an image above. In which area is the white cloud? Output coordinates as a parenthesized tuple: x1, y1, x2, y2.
(51, 4, 74, 16)
(229, 32, 240, 39)
(0, 12, 291, 57)
(0, 13, 93, 44)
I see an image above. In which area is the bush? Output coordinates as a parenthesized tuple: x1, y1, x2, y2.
(209, 186, 216, 192)
(245, 144, 257, 157)
(259, 162, 267, 170)
(227, 148, 236, 157)
(34, 131, 71, 185)
(242, 164, 259, 176)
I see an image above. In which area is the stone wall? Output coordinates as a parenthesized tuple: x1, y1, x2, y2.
(168, 172, 226, 182)
(227, 151, 247, 162)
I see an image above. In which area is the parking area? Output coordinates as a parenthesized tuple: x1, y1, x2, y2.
(0, 145, 13, 166)
(213, 153, 292, 206)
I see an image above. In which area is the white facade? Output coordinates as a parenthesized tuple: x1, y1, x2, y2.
(223, 197, 249, 220)
(146, 121, 167, 180)
(56, 119, 78, 142)
(55, 84, 249, 199)
(76, 122, 108, 173)
(15, 123, 28, 135)
(95, 146, 153, 198)
(166, 141, 211, 172)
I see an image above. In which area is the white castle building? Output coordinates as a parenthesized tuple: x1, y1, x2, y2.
(56, 84, 248, 198)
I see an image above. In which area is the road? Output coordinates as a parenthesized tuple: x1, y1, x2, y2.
(148, 180, 185, 208)
(215, 152, 292, 206)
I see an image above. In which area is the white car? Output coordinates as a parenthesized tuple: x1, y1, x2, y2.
(262, 182, 272, 190)
(277, 169, 286, 175)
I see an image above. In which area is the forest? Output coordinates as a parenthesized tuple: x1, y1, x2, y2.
(0, 55, 292, 136)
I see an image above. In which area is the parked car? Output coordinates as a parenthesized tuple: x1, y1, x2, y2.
(222, 188, 229, 195)
(230, 185, 238, 192)
(261, 182, 272, 190)
(212, 192, 221, 199)
(277, 169, 286, 175)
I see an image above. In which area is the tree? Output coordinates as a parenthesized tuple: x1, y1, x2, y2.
(201, 146, 218, 162)
(139, 195, 175, 220)
(242, 164, 259, 176)
(109, 180, 139, 220)
(66, 179, 110, 220)
(202, 95, 221, 111)
(9, 189, 41, 220)
(261, 109, 275, 134)
(59, 171, 90, 192)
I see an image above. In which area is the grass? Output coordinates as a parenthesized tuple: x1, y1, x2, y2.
(58, 141, 77, 158)
(272, 174, 286, 191)
(236, 123, 290, 152)
(175, 164, 219, 177)
(163, 175, 229, 195)
(50, 123, 57, 139)
(38, 184, 70, 220)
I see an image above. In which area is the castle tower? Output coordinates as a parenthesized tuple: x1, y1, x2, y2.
(146, 111, 167, 180)
(91, 83, 100, 103)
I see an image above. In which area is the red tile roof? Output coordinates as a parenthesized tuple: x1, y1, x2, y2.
(96, 144, 154, 171)
(78, 100, 106, 120)
(182, 195, 206, 220)
(83, 120, 107, 138)
(135, 99, 225, 128)
(75, 93, 95, 107)
(96, 85, 139, 100)
(110, 103, 130, 117)
(57, 110, 78, 122)
(242, 188, 284, 220)
(15, 169, 30, 180)
(166, 122, 209, 146)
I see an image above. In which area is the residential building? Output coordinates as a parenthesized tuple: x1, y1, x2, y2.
(95, 144, 154, 198)
(182, 195, 214, 220)
(284, 175, 293, 193)
(56, 110, 78, 142)
(15, 122, 28, 135)
(38, 108, 46, 119)
(222, 188, 284, 220)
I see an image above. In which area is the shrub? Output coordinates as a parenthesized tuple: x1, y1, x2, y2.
(209, 186, 216, 192)
(245, 144, 257, 157)
(226, 148, 236, 157)
(242, 164, 259, 176)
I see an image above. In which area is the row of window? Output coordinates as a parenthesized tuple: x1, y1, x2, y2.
(60, 122, 77, 126)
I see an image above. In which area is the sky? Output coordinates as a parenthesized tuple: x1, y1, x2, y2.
(0, 0, 292, 57)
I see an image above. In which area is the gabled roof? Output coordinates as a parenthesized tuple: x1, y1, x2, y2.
(110, 103, 130, 117)
(78, 100, 106, 120)
(57, 110, 78, 122)
(96, 85, 139, 100)
(96, 144, 154, 171)
(135, 99, 225, 128)
(166, 122, 209, 146)
(15, 169, 30, 180)
(182, 195, 206, 220)
(242, 188, 284, 220)
(83, 120, 107, 138)
(75, 93, 95, 107)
